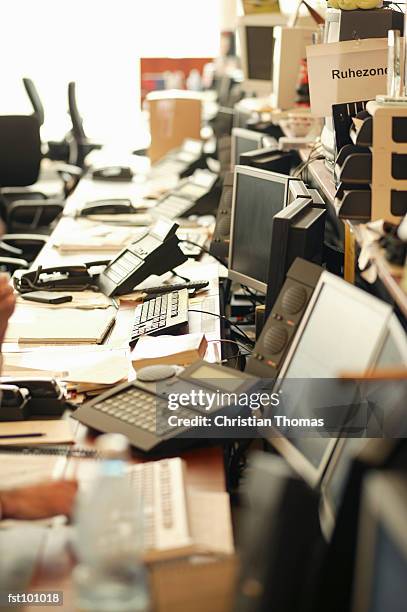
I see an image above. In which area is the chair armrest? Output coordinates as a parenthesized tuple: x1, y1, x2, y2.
(8, 200, 64, 234)
(54, 163, 83, 178)
(0, 257, 29, 273)
(1, 234, 48, 263)
(0, 240, 23, 257)
(1, 187, 47, 201)
(54, 163, 83, 197)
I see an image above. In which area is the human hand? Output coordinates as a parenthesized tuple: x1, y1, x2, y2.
(0, 273, 16, 344)
(0, 480, 78, 520)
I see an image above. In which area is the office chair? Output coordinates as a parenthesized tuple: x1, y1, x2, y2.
(68, 81, 102, 168)
(0, 115, 78, 234)
(23, 78, 45, 127)
(22, 77, 71, 163)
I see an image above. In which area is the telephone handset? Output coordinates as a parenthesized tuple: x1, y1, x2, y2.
(79, 199, 136, 216)
(14, 261, 106, 294)
(98, 219, 188, 297)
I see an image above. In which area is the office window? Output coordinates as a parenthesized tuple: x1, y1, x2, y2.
(0, 0, 220, 145)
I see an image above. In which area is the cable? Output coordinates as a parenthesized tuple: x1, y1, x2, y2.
(170, 269, 191, 283)
(180, 239, 227, 267)
(188, 308, 255, 346)
(207, 338, 253, 354)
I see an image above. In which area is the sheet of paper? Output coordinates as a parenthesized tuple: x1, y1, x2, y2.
(2, 348, 129, 385)
(0, 420, 74, 446)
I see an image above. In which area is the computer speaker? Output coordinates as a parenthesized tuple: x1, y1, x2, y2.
(246, 258, 323, 379)
(210, 171, 234, 262)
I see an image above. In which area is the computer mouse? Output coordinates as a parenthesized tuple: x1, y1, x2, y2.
(92, 166, 134, 181)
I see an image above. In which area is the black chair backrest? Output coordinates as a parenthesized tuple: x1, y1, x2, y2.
(68, 81, 86, 141)
(0, 115, 42, 187)
(22, 78, 45, 127)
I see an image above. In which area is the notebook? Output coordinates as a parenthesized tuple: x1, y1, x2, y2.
(4, 306, 116, 345)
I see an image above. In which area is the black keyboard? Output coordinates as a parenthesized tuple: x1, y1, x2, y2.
(130, 288, 189, 346)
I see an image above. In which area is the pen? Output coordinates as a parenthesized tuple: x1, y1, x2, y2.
(0, 433, 45, 439)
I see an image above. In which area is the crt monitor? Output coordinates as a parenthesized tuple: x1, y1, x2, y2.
(258, 271, 393, 487)
(238, 14, 287, 96)
(228, 166, 296, 293)
(265, 197, 326, 314)
(352, 472, 407, 612)
(231, 127, 267, 168)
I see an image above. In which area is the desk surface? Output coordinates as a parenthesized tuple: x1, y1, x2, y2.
(1, 168, 230, 605)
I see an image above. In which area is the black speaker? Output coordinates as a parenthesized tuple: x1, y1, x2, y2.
(210, 171, 234, 262)
(246, 258, 323, 379)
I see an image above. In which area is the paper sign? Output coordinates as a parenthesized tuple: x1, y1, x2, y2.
(307, 38, 389, 117)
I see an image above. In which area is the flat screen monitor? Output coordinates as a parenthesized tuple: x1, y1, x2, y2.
(261, 272, 393, 487)
(352, 472, 407, 612)
(265, 197, 326, 314)
(228, 166, 290, 293)
(231, 127, 266, 168)
(238, 14, 286, 96)
(319, 314, 407, 532)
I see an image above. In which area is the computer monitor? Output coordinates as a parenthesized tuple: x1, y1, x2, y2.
(259, 272, 393, 487)
(228, 166, 299, 293)
(319, 314, 407, 533)
(352, 472, 407, 612)
(238, 13, 287, 96)
(265, 197, 326, 314)
(235, 452, 321, 612)
(231, 127, 268, 168)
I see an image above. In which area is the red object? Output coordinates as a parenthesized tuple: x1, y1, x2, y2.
(140, 57, 212, 102)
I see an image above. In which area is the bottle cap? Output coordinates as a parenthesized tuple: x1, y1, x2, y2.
(95, 433, 130, 460)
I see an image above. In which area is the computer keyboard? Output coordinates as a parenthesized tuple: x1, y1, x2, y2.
(126, 458, 192, 553)
(177, 229, 207, 258)
(129, 288, 189, 346)
(151, 194, 193, 220)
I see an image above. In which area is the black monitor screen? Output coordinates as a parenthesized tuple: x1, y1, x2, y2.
(235, 135, 262, 166)
(246, 26, 274, 81)
(230, 171, 286, 291)
(370, 524, 407, 612)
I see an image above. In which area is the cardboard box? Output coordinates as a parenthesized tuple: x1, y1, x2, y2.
(150, 555, 237, 612)
(148, 91, 202, 162)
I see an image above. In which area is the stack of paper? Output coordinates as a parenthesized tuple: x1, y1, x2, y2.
(53, 225, 143, 252)
(2, 347, 130, 385)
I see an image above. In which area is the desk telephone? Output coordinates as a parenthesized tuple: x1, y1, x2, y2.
(152, 170, 220, 220)
(0, 378, 69, 421)
(14, 221, 188, 298)
(75, 361, 258, 454)
(79, 199, 137, 216)
(92, 166, 134, 181)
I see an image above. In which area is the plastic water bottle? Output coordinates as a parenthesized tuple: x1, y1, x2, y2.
(73, 434, 150, 612)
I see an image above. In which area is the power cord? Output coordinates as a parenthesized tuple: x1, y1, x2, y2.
(188, 308, 255, 346)
(180, 239, 227, 267)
